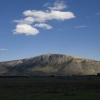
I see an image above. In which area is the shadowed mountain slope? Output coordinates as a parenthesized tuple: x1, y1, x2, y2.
(0, 54, 100, 76)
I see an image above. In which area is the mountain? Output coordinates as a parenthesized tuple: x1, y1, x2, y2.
(0, 54, 100, 76)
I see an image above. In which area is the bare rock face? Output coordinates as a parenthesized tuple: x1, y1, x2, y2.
(0, 54, 100, 76)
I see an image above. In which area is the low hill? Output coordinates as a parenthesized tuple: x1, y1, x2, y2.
(0, 54, 100, 76)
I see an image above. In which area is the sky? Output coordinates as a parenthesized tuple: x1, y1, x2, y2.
(0, 0, 100, 61)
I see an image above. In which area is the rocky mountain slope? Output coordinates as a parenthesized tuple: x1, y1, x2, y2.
(0, 54, 100, 76)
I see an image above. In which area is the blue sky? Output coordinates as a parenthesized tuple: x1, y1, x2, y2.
(0, 0, 100, 61)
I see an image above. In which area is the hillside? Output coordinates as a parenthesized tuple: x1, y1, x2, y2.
(0, 54, 100, 76)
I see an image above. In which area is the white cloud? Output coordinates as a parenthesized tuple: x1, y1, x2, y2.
(23, 10, 75, 22)
(13, 24, 39, 35)
(14, 17, 35, 24)
(48, 1, 67, 11)
(57, 28, 63, 31)
(0, 48, 8, 51)
(13, 0, 75, 36)
(43, 3, 50, 7)
(34, 23, 52, 29)
(85, 16, 89, 18)
(75, 26, 87, 28)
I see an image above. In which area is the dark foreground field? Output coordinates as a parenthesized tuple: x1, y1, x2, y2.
(0, 76, 100, 100)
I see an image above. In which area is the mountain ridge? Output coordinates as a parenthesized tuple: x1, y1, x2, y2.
(0, 54, 100, 76)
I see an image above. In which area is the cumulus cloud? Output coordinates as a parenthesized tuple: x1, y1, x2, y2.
(13, 0, 75, 36)
(23, 10, 75, 22)
(0, 48, 8, 51)
(13, 24, 39, 35)
(48, 1, 67, 11)
(14, 17, 35, 24)
(34, 23, 52, 29)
